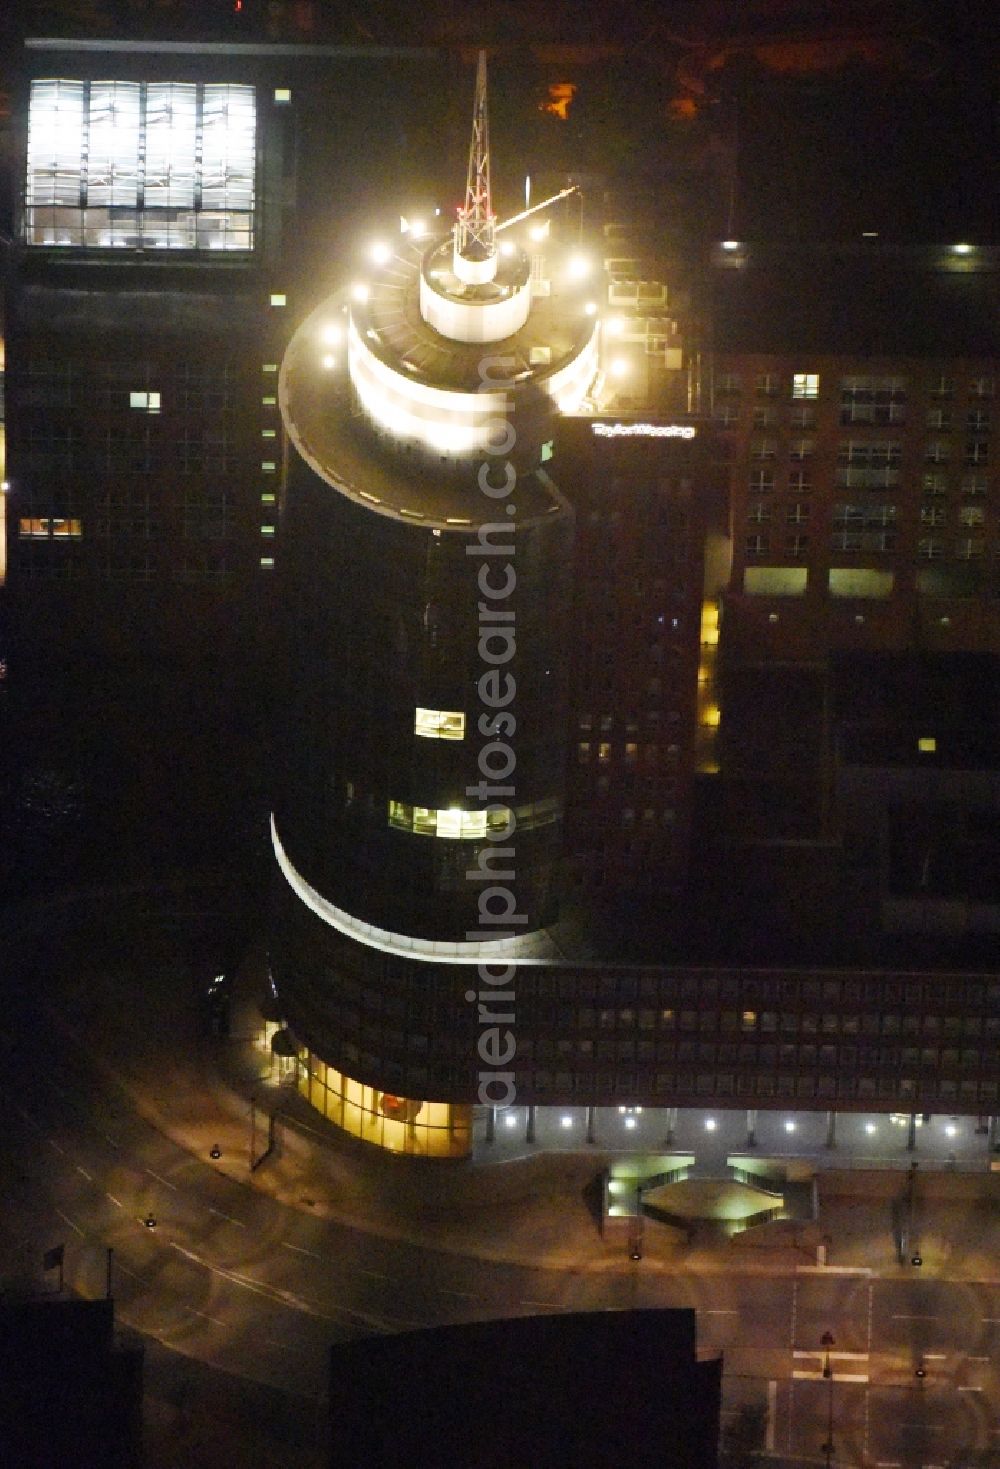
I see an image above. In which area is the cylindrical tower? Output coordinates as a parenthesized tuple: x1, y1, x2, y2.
(269, 55, 598, 1155)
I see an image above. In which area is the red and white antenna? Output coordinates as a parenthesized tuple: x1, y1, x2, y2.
(453, 51, 497, 284)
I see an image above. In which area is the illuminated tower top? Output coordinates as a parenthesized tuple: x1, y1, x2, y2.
(452, 51, 498, 286)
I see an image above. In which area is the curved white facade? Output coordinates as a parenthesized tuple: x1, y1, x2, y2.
(347, 313, 599, 456)
(419, 269, 532, 344)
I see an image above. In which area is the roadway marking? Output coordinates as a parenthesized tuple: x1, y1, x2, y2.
(16, 1106, 42, 1131)
(792, 1371, 869, 1383)
(892, 1313, 939, 1320)
(793, 1350, 869, 1361)
(76, 1165, 94, 1182)
(114, 1262, 143, 1281)
(796, 1264, 872, 1275)
(766, 1381, 776, 1453)
(981, 1317, 1000, 1323)
(146, 1170, 177, 1191)
(281, 1241, 320, 1259)
(519, 1300, 573, 1310)
(103, 1133, 121, 1150)
(359, 1268, 388, 1280)
(958, 1386, 983, 1393)
(167, 1241, 415, 1331)
(55, 1207, 84, 1238)
(48, 1138, 66, 1155)
(208, 1207, 246, 1228)
(705, 1308, 737, 1315)
(968, 1356, 990, 1362)
(441, 1289, 474, 1300)
(106, 1194, 123, 1208)
(186, 1308, 225, 1327)
(923, 1353, 946, 1360)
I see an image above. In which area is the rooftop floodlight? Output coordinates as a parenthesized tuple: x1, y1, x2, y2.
(609, 356, 629, 378)
(567, 252, 590, 280)
(500, 240, 516, 256)
(409, 219, 427, 239)
(529, 220, 550, 242)
(785, 1120, 797, 1133)
(370, 241, 391, 264)
(865, 1121, 877, 1134)
(561, 1115, 573, 1128)
(321, 354, 336, 370)
(351, 282, 369, 303)
(584, 301, 598, 316)
(504, 1112, 517, 1128)
(624, 1116, 637, 1130)
(705, 1117, 717, 1131)
(605, 315, 625, 336)
(952, 242, 973, 255)
(321, 323, 342, 345)
(721, 239, 740, 251)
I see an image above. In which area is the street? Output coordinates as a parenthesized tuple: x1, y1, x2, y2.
(2, 983, 999, 1466)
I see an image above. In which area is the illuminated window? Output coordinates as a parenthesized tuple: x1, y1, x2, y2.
(624, 743, 638, 764)
(918, 737, 937, 753)
(792, 373, 819, 399)
(273, 88, 291, 104)
(269, 293, 286, 307)
(959, 505, 985, 526)
(26, 79, 256, 250)
(19, 517, 81, 538)
(260, 556, 274, 569)
(261, 428, 276, 438)
(390, 802, 511, 840)
(578, 742, 591, 763)
(262, 363, 278, 373)
(262, 395, 277, 406)
(261, 492, 276, 504)
(129, 390, 160, 413)
(261, 524, 275, 537)
(261, 461, 276, 472)
(598, 742, 611, 763)
(414, 708, 465, 741)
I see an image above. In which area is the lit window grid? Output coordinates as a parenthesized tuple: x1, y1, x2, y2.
(26, 79, 255, 250)
(414, 708, 466, 740)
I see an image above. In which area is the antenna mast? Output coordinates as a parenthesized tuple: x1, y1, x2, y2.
(453, 51, 497, 283)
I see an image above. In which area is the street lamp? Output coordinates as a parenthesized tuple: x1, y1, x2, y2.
(820, 1330, 835, 1467)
